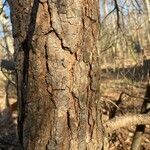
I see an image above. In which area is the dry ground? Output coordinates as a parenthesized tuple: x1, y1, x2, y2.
(101, 59, 150, 149)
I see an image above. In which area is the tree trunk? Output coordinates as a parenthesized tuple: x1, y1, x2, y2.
(8, 0, 102, 149)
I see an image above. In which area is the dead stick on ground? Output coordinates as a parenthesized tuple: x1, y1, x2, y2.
(104, 113, 150, 133)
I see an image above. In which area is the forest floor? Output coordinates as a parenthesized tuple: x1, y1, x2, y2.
(101, 58, 150, 149)
(101, 79, 150, 150)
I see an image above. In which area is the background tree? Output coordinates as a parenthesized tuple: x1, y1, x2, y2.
(0, 0, 14, 109)
(0, 0, 17, 149)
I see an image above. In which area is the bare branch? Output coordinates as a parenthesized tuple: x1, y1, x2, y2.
(134, 0, 142, 12)
(101, 7, 116, 24)
(0, 0, 7, 14)
(104, 113, 150, 133)
(114, 0, 120, 28)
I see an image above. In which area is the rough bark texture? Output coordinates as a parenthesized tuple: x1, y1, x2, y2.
(8, 0, 102, 149)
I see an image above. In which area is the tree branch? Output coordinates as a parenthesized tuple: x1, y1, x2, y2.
(104, 113, 150, 133)
(114, 0, 120, 28)
(0, 0, 7, 14)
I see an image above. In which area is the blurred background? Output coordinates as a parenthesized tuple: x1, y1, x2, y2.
(99, 0, 150, 149)
(0, 0, 17, 149)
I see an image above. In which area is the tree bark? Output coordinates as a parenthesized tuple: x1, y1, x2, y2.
(8, 0, 102, 149)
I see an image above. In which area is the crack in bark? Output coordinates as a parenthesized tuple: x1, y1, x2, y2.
(67, 110, 71, 132)
(47, 1, 73, 54)
(89, 63, 94, 91)
(44, 41, 56, 109)
(86, 15, 97, 23)
(39, 0, 47, 4)
(87, 108, 93, 141)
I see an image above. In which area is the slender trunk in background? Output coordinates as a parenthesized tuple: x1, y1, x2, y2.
(104, 0, 108, 17)
(145, 0, 150, 43)
(145, 0, 150, 22)
(0, 0, 14, 57)
(8, 0, 102, 149)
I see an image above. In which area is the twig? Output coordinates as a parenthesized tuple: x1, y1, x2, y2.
(101, 7, 116, 24)
(101, 44, 114, 53)
(1, 68, 16, 86)
(109, 92, 123, 118)
(132, 0, 143, 13)
(0, 0, 7, 15)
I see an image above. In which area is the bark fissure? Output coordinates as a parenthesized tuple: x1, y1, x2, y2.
(18, 1, 40, 147)
(19, 39, 29, 147)
(47, 1, 72, 54)
(67, 110, 71, 132)
(44, 40, 56, 108)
